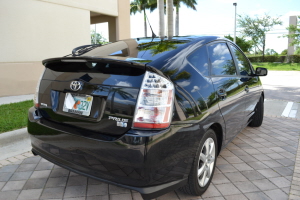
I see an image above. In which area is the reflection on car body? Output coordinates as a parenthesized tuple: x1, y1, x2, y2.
(28, 36, 267, 199)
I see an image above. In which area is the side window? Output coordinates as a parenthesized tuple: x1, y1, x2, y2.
(229, 44, 252, 76)
(207, 43, 237, 76)
(187, 46, 209, 76)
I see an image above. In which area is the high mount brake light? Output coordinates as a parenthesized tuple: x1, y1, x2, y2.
(133, 71, 174, 129)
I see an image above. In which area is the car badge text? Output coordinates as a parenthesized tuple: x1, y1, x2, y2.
(108, 116, 128, 128)
(70, 81, 83, 91)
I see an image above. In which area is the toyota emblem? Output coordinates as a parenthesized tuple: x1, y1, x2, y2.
(70, 81, 83, 91)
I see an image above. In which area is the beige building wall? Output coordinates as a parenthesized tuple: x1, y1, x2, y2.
(0, 0, 130, 97)
(0, 0, 91, 63)
(0, 62, 45, 97)
(38, 0, 119, 17)
(90, 0, 131, 42)
(116, 0, 131, 40)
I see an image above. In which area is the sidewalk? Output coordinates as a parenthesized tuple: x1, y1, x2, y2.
(0, 94, 33, 106)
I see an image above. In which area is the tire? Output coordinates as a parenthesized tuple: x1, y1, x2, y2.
(180, 129, 218, 196)
(248, 95, 264, 127)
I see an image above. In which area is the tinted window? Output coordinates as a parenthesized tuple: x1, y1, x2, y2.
(187, 47, 209, 76)
(137, 39, 192, 60)
(207, 43, 236, 76)
(230, 44, 252, 76)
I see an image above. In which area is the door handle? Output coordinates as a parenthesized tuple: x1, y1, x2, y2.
(217, 88, 227, 101)
(245, 85, 249, 93)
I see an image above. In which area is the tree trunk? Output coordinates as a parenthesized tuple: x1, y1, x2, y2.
(175, 4, 179, 36)
(143, 9, 147, 38)
(157, 0, 165, 40)
(167, 0, 174, 40)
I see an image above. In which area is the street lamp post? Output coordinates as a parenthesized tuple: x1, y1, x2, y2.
(233, 3, 237, 44)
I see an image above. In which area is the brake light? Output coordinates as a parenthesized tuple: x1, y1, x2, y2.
(133, 71, 174, 129)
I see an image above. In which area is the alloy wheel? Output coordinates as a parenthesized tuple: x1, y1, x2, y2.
(197, 137, 215, 187)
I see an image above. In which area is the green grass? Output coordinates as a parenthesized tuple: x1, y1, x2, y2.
(0, 100, 33, 133)
(252, 62, 300, 71)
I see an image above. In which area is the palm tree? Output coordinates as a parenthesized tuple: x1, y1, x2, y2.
(157, 0, 165, 40)
(130, 0, 156, 38)
(174, 0, 197, 36)
(149, 0, 197, 37)
(167, 0, 174, 39)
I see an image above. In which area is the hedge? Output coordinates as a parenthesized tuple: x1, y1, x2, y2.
(247, 55, 300, 63)
(289, 55, 300, 63)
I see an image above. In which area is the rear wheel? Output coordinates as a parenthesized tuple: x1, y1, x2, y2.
(180, 129, 217, 196)
(249, 95, 264, 127)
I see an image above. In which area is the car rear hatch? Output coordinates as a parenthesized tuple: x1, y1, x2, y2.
(37, 57, 145, 138)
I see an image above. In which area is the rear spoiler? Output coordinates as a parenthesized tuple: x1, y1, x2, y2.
(42, 56, 147, 71)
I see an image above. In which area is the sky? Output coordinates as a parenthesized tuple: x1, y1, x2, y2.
(91, 0, 300, 53)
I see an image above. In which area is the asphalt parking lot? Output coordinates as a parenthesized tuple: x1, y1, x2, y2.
(260, 71, 300, 103)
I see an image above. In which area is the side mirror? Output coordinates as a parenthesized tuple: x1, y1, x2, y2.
(255, 67, 268, 76)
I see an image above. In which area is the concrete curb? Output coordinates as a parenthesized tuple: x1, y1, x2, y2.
(0, 94, 33, 106)
(0, 128, 31, 160)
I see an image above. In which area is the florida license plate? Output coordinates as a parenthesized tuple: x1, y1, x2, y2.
(63, 93, 93, 116)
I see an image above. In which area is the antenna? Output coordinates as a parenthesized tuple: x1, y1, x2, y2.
(145, 14, 157, 42)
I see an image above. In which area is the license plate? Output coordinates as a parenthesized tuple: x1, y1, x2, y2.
(63, 93, 93, 116)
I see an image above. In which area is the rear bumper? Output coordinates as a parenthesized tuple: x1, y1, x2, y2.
(31, 147, 186, 199)
(28, 107, 202, 198)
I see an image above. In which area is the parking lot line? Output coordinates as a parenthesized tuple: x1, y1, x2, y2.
(289, 103, 299, 118)
(289, 110, 297, 118)
(281, 102, 294, 117)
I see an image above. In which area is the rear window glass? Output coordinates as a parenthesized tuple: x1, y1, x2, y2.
(187, 46, 209, 76)
(207, 43, 237, 76)
(136, 39, 192, 61)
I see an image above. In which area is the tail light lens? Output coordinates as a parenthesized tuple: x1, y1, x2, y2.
(133, 71, 174, 129)
(33, 70, 45, 108)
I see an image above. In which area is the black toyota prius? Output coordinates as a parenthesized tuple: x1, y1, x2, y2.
(28, 36, 267, 199)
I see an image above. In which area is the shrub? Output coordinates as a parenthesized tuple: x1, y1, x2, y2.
(247, 55, 300, 63)
(288, 55, 300, 63)
(278, 56, 286, 63)
(264, 56, 280, 62)
(247, 55, 281, 62)
(247, 56, 263, 62)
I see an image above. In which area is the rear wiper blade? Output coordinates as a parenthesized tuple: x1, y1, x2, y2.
(71, 44, 102, 56)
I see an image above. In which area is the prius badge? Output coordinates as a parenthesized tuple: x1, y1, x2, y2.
(108, 116, 128, 128)
(70, 81, 83, 91)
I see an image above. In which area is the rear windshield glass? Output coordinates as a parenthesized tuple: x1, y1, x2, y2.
(81, 37, 196, 63)
(136, 39, 193, 61)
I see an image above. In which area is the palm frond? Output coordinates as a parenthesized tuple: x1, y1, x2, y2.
(174, 0, 197, 10)
(130, 2, 139, 15)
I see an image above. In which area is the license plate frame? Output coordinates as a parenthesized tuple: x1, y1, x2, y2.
(63, 93, 93, 116)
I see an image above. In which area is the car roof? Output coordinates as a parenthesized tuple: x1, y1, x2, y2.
(80, 35, 224, 65)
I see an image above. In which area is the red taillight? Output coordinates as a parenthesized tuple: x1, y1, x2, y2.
(132, 71, 174, 129)
(133, 122, 170, 129)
